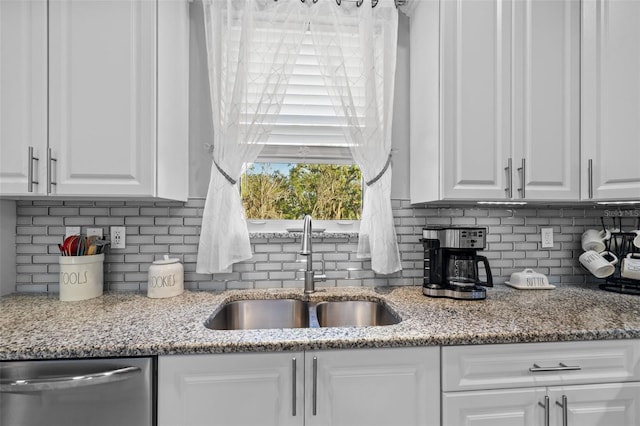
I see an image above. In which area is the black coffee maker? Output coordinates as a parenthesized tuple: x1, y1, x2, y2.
(422, 226, 493, 300)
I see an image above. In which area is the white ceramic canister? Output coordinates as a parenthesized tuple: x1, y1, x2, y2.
(59, 253, 105, 302)
(147, 255, 184, 298)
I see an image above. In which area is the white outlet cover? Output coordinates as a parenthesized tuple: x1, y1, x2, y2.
(110, 226, 126, 249)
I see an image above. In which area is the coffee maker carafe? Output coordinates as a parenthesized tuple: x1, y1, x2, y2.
(422, 227, 493, 300)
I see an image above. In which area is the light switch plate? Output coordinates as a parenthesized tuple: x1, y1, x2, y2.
(65, 226, 81, 239)
(541, 227, 554, 248)
(87, 228, 103, 238)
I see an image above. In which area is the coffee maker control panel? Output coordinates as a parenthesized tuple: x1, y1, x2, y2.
(439, 227, 486, 249)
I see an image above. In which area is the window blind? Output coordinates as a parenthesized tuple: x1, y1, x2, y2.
(246, 29, 364, 163)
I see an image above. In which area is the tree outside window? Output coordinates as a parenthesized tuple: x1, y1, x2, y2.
(241, 163, 362, 220)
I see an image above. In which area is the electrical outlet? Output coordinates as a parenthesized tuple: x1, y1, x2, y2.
(110, 226, 126, 249)
(541, 227, 554, 248)
(87, 228, 103, 238)
(65, 226, 81, 239)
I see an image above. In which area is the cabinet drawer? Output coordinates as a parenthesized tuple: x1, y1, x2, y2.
(442, 340, 640, 391)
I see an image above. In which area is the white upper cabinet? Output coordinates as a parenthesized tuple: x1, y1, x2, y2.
(512, 0, 580, 201)
(439, 0, 512, 201)
(0, 0, 188, 200)
(410, 0, 580, 203)
(0, 0, 47, 195)
(48, 0, 157, 197)
(581, 0, 640, 201)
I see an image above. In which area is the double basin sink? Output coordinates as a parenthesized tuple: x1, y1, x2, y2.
(205, 298, 400, 330)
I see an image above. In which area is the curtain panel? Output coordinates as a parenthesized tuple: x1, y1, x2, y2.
(197, 0, 308, 273)
(309, 0, 401, 273)
(197, 0, 402, 275)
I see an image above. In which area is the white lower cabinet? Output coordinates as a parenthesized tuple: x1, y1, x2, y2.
(443, 387, 547, 426)
(306, 348, 439, 426)
(547, 383, 640, 426)
(158, 351, 304, 426)
(443, 383, 640, 426)
(442, 340, 640, 426)
(158, 347, 440, 426)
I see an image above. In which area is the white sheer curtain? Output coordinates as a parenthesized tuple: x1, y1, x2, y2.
(309, 0, 401, 274)
(197, 0, 308, 273)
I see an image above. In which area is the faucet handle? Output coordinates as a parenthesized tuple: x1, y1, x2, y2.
(314, 259, 327, 282)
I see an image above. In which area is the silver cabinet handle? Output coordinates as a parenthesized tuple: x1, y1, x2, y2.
(0, 366, 140, 393)
(517, 158, 526, 198)
(292, 358, 297, 416)
(47, 148, 57, 194)
(529, 362, 581, 373)
(555, 395, 568, 426)
(27, 146, 39, 193)
(312, 356, 318, 416)
(588, 158, 593, 199)
(505, 157, 513, 198)
(538, 395, 549, 426)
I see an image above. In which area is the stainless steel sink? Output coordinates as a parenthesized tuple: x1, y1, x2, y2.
(315, 300, 400, 327)
(204, 299, 309, 330)
(205, 298, 400, 330)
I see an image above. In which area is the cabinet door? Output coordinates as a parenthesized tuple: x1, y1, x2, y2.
(48, 0, 156, 197)
(442, 387, 546, 426)
(512, 0, 580, 201)
(549, 382, 640, 426)
(0, 0, 47, 195)
(582, 0, 640, 200)
(442, 340, 640, 392)
(158, 352, 304, 426)
(305, 347, 439, 426)
(440, 0, 512, 200)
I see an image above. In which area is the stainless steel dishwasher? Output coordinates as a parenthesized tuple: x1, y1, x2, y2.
(0, 357, 155, 426)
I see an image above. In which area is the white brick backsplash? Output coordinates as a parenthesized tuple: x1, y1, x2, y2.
(311, 243, 337, 252)
(155, 235, 183, 244)
(140, 207, 170, 216)
(269, 253, 297, 262)
(255, 244, 284, 253)
(451, 217, 477, 225)
(13, 200, 618, 292)
(255, 263, 282, 271)
(110, 207, 140, 216)
(140, 245, 169, 254)
(126, 217, 155, 225)
(155, 217, 183, 226)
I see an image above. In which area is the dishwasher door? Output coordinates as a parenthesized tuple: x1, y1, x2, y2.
(0, 357, 154, 426)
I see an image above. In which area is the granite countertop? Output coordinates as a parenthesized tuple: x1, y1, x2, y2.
(1, 285, 639, 360)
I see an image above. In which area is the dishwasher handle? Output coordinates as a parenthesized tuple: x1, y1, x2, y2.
(0, 366, 141, 393)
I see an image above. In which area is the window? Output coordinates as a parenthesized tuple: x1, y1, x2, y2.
(241, 162, 362, 221)
(243, 29, 364, 228)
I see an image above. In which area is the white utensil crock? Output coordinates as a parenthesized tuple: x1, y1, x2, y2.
(59, 254, 104, 301)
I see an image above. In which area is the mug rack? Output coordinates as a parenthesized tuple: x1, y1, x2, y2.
(597, 217, 640, 296)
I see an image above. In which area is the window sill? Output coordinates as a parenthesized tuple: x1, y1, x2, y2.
(247, 219, 360, 239)
(249, 231, 359, 239)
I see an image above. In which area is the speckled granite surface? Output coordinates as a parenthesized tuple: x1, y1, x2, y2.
(1, 285, 639, 360)
(249, 231, 358, 239)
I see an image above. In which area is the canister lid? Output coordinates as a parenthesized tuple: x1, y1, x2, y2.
(152, 255, 181, 265)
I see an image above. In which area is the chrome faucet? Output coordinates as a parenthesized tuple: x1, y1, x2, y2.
(300, 215, 326, 294)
